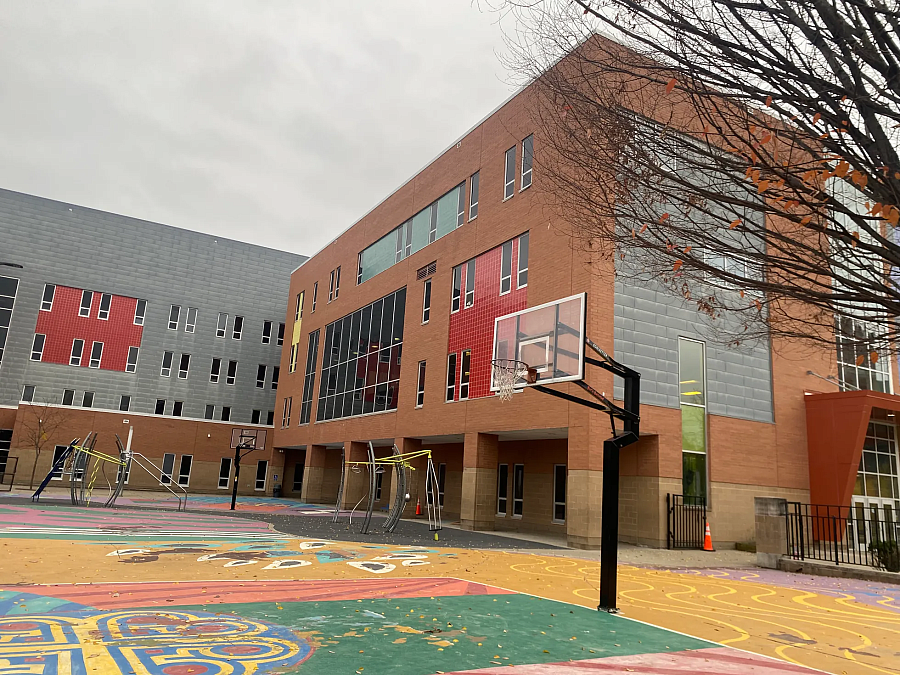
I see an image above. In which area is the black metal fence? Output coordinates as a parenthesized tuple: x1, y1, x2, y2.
(786, 502, 900, 571)
(666, 493, 707, 549)
(0, 456, 16, 492)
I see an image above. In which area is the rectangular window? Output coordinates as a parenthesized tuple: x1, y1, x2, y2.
(155, 399, 166, 415)
(70, 339, 84, 366)
(178, 455, 192, 486)
(98, 293, 111, 320)
(252, 409, 261, 424)
(256, 364, 267, 389)
(679, 338, 707, 503)
(31, 334, 45, 361)
(161, 453, 175, 485)
(282, 396, 292, 427)
(172, 401, 184, 417)
(446, 353, 457, 402)
(459, 350, 471, 400)
(79, 290, 93, 317)
(232, 315, 243, 340)
(517, 232, 529, 288)
(334, 266, 341, 299)
(553, 464, 567, 523)
(205, 404, 215, 420)
(89, 341, 103, 368)
(119, 395, 131, 412)
(429, 203, 438, 243)
(513, 464, 524, 516)
(0, 430, 8, 475)
(41, 284, 55, 311)
(500, 240, 513, 295)
(375, 470, 383, 500)
(126, 346, 139, 373)
(267, 410, 274, 425)
(504, 146, 516, 199)
(185, 307, 197, 333)
(216, 313, 227, 338)
(62, 389, 75, 406)
(22, 385, 35, 402)
(255, 460, 268, 491)
(221, 406, 231, 421)
(312, 282, 318, 312)
(836, 317, 891, 394)
(289, 343, 299, 373)
(422, 279, 432, 323)
(277, 322, 285, 346)
(299, 330, 319, 424)
(272, 366, 280, 390)
(210, 357, 221, 383)
(134, 299, 147, 326)
(464, 260, 475, 308)
(51, 445, 68, 480)
(262, 320, 272, 344)
(329, 269, 335, 302)
(226, 360, 237, 385)
(521, 134, 533, 190)
(218, 457, 232, 489)
(0, 276, 16, 370)
(168, 305, 180, 330)
(457, 180, 466, 227)
(497, 463, 509, 515)
(438, 463, 446, 506)
(160, 351, 173, 377)
(416, 360, 426, 407)
(295, 292, 303, 322)
(81, 391, 94, 408)
(178, 353, 190, 379)
(469, 171, 479, 220)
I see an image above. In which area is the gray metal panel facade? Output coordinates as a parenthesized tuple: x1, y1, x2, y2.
(0, 188, 305, 422)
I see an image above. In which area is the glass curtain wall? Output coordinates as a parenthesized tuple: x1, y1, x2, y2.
(836, 317, 891, 393)
(678, 338, 707, 503)
(299, 329, 320, 424)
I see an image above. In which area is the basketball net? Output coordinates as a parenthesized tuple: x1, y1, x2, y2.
(492, 360, 531, 402)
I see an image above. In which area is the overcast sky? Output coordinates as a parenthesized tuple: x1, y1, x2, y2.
(0, 2, 515, 255)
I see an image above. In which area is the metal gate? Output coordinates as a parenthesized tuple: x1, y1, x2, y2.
(666, 493, 707, 549)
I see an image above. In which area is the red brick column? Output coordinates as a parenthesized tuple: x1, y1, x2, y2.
(460, 432, 499, 531)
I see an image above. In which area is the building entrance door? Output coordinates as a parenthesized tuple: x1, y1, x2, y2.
(851, 420, 900, 548)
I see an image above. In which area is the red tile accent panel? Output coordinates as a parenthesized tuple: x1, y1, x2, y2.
(34, 285, 143, 372)
(447, 237, 527, 400)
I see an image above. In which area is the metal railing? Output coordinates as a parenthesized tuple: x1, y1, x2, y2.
(129, 453, 188, 511)
(666, 493, 707, 549)
(0, 456, 17, 492)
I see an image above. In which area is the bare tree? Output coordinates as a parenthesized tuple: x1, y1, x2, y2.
(486, 0, 900, 359)
(18, 399, 71, 489)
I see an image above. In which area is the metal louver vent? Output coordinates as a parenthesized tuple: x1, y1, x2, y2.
(416, 261, 437, 280)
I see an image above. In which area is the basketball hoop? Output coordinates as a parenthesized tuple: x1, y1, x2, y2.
(491, 359, 537, 402)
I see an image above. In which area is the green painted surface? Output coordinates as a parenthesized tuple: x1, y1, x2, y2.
(169, 594, 712, 674)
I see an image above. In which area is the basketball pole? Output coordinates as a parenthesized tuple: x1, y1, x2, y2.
(230, 440, 258, 511)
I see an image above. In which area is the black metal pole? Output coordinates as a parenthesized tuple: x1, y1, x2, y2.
(230, 445, 241, 511)
(598, 437, 621, 612)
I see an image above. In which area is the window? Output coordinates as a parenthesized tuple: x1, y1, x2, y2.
(134, 299, 147, 326)
(469, 171, 479, 220)
(679, 338, 707, 503)
(553, 465, 567, 522)
(262, 320, 272, 344)
(126, 346, 139, 373)
(22, 385, 35, 403)
(255, 460, 268, 491)
(0, 276, 16, 370)
(451, 266, 461, 313)
(428, 203, 438, 244)
(178, 455, 192, 486)
(328, 269, 336, 302)
(334, 266, 341, 299)
(289, 343, 299, 373)
(446, 353, 457, 402)
(161, 453, 175, 485)
(316, 288, 406, 422)
(513, 464, 524, 517)
(0, 429, 9, 475)
(98, 293, 111, 320)
(168, 305, 180, 330)
(232, 315, 243, 340)
(256, 364, 267, 389)
(295, 292, 303, 322)
(160, 351, 173, 377)
(218, 457, 232, 489)
(117, 454, 131, 487)
(422, 279, 431, 323)
(178, 354, 190, 379)
(216, 313, 228, 338)
(438, 462, 446, 506)
(267, 410, 274, 425)
(853, 421, 899, 502)
(89, 342, 103, 368)
(277, 323, 285, 346)
(416, 361, 426, 407)
(500, 240, 513, 295)
(185, 307, 197, 333)
(282, 396, 292, 427)
(51, 445, 68, 480)
(31, 334, 45, 361)
(41, 284, 55, 311)
(374, 470, 383, 500)
(504, 146, 516, 199)
(79, 290, 93, 317)
(497, 463, 509, 515)
(81, 391, 94, 408)
(205, 404, 215, 420)
(459, 350, 471, 400)
(70, 339, 84, 366)
(521, 134, 533, 190)
(221, 406, 231, 421)
(299, 330, 319, 424)
(294, 461, 305, 493)
(836, 317, 891, 393)
(457, 180, 466, 227)
(312, 282, 318, 312)
(517, 232, 529, 288)
(252, 409, 261, 424)
(172, 401, 184, 417)
(226, 360, 237, 385)
(272, 366, 280, 390)
(155, 399, 166, 415)
(210, 358, 221, 383)
(62, 389, 75, 406)
(464, 260, 475, 308)
(119, 395, 131, 412)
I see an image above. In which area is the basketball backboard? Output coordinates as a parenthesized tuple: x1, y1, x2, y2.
(230, 428, 267, 450)
(491, 292, 586, 391)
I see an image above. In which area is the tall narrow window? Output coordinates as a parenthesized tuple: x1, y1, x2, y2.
(255, 460, 268, 491)
(51, 445, 68, 479)
(277, 323, 285, 346)
(31, 334, 45, 361)
(262, 320, 272, 344)
(210, 357, 221, 383)
(185, 307, 197, 333)
(517, 232, 529, 288)
(81, 391, 94, 408)
(70, 339, 84, 366)
(119, 395, 131, 412)
(451, 266, 462, 313)
(469, 171, 480, 220)
(312, 282, 318, 312)
(172, 401, 184, 417)
(521, 134, 533, 189)
(232, 315, 243, 340)
(205, 404, 215, 420)
(329, 269, 335, 302)
(134, 299, 147, 326)
(216, 313, 228, 338)
(160, 453, 175, 485)
(679, 338, 707, 504)
(513, 464, 524, 516)
(178, 353, 190, 379)
(126, 346, 139, 373)
(89, 342, 103, 368)
(459, 350, 471, 400)
(457, 183, 466, 227)
(221, 406, 231, 421)
(79, 290, 93, 317)
(497, 463, 509, 515)
(416, 360, 426, 407)
(422, 279, 432, 323)
(429, 203, 438, 243)
(41, 284, 55, 311)
(295, 292, 303, 322)
(272, 366, 280, 390)
(446, 353, 457, 402)
(155, 399, 166, 415)
(299, 330, 319, 424)
(334, 266, 341, 299)
(252, 409, 261, 424)
(267, 410, 275, 425)
(357, 253, 364, 285)
(553, 464, 567, 523)
(178, 455, 192, 486)
(168, 305, 180, 330)
(98, 293, 111, 320)
(464, 260, 475, 308)
(438, 463, 446, 506)
(22, 385, 35, 402)
(256, 364, 267, 389)
(504, 146, 516, 199)
(226, 360, 237, 385)
(62, 390, 75, 406)
(282, 397, 292, 427)
(218, 457, 232, 489)
(289, 343, 299, 373)
(160, 351, 173, 377)
(500, 240, 513, 295)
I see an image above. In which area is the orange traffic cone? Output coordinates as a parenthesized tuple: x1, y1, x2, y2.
(415, 497, 422, 516)
(703, 521, 715, 551)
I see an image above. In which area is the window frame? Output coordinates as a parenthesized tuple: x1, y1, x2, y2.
(89, 341, 103, 369)
(177, 454, 193, 487)
(177, 353, 191, 379)
(255, 460, 268, 491)
(62, 389, 75, 406)
(334, 266, 341, 299)
(31, 334, 46, 361)
(160, 452, 175, 485)
(98, 293, 112, 321)
(50, 445, 69, 480)
(226, 360, 237, 386)
(504, 146, 516, 200)
(155, 399, 166, 415)
(134, 299, 147, 326)
(79, 290, 93, 317)
(451, 266, 462, 313)
(160, 351, 173, 377)
(221, 406, 231, 422)
(205, 404, 215, 420)
(185, 307, 198, 333)
(446, 353, 457, 402)
(81, 391, 94, 408)
(256, 364, 267, 389)
(210, 357, 221, 383)
(513, 463, 524, 517)
(422, 278, 432, 324)
(232, 315, 243, 340)
(41, 284, 55, 312)
(126, 346, 139, 373)
(464, 260, 475, 308)
(329, 269, 335, 302)
(517, 232, 529, 288)
(520, 134, 534, 190)
(22, 385, 35, 403)
(168, 305, 181, 331)
(218, 457, 232, 489)
(216, 312, 228, 338)
(497, 463, 509, 516)
(500, 240, 513, 295)
(469, 171, 479, 221)
(272, 366, 280, 390)
(172, 401, 184, 417)
(277, 323, 285, 346)
(552, 464, 567, 523)
(459, 349, 471, 400)
(119, 395, 131, 412)
(312, 281, 318, 312)
(262, 320, 272, 344)
(70, 338, 84, 366)
(282, 396, 292, 428)
(416, 360, 426, 408)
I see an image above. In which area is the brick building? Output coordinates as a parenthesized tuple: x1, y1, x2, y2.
(0, 188, 305, 494)
(273, 84, 900, 549)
